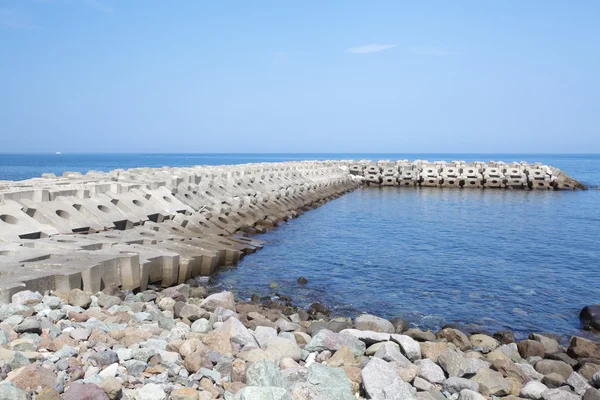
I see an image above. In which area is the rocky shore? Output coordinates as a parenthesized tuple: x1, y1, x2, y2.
(1, 283, 600, 400)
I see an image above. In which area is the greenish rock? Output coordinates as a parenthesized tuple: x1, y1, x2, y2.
(9, 352, 30, 370)
(246, 359, 285, 388)
(0, 383, 30, 400)
(305, 329, 366, 357)
(305, 363, 354, 400)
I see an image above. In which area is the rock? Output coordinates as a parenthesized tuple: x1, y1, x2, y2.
(535, 360, 574, 380)
(577, 363, 600, 381)
(168, 388, 199, 400)
(569, 337, 600, 360)
(521, 380, 549, 400)
(438, 348, 470, 377)
(328, 346, 357, 367)
(99, 363, 119, 379)
(405, 328, 436, 342)
(584, 388, 600, 400)
(305, 362, 354, 399)
(64, 382, 109, 400)
(472, 368, 512, 396)
(14, 317, 41, 334)
(581, 305, 600, 331)
(253, 326, 278, 349)
(203, 330, 233, 354)
(390, 317, 408, 334)
(134, 383, 167, 400)
(492, 358, 530, 383)
(7, 364, 57, 391)
(218, 317, 259, 348)
(99, 377, 122, 400)
(437, 328, 471, 351)
(355, 314, 394, 334)
(307, 302, 330, 317)
(97, 294, 121, 309)
(567, 371, 592, 395)
(179, 304, 205, 321)
(68, 289, 92, 308)
(190, 318, 211, 333)
(470, 334, 498, 353)
(546, 353, 578, 368)
(200, 291, 235, 311)
(420, 341, 449, 362)
(297, 277, 308, 285)
(542, 373, 566, 388)
(458, 389, 487, 400)
(361, 357, 417, 400)
(415, 358, 446, 384)
(443, 377, 480, 394)
(530, 333, 561, 354)
(414, 376, 435, 391)
(541, 388, 580, 400)
(266, 337, 302, 361)
(89, 351, 119, 367)
(12, 290, 42, 305)
(374, 341, 411, 366)
(391, 334, 421, 361)
(517, 363, 545, 380)
(275, 318, 300, 332)
(246, 359, 285, 388)
(593, 371, 600, 387)
(184, 351, 212, 373)
(305, 329, 366, 357)
(234, 386, 292, 400)
(0, 383, 29, 400)
(494, 330, 517, 344)
(340, 329, 390, 345)
(519, 340, 546, 358)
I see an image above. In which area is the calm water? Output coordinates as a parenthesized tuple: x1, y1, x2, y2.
(1, 153, 599, 337)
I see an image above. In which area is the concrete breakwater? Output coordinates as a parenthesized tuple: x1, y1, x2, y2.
(348, 160, 585, 190)
(0, 162, 360, 303)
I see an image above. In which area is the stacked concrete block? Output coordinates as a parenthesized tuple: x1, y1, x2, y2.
(0, 161, 361, 302)
(364, 165, 382, 185)
(526, 164, 553, 190)
(441, 165, 461, 188)
(398, 165, 418, 187)
(483, 165, 505, 188)
(420, 164, 441, 187)
(460, 164, 484, 188)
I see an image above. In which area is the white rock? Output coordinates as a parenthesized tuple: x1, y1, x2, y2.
(521, 380, 549, 400)
(391, 334, 421, 361)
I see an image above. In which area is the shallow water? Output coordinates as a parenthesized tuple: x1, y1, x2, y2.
(212, 185, 600, 339)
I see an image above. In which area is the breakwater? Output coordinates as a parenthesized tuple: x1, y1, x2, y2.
(349, 160, 585, 190)
(0, 162, 360, 303)
(0, 159, 585, 304)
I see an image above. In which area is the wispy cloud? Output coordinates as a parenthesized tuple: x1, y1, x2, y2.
(0, 7, 36, 29)
(347, 43, 397, 54)
(86, 0, 113, 13)
(410, 46, 458, 57)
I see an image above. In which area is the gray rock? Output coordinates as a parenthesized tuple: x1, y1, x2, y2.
(218, 317, 259, 348)
(414, 358, 446, 384)
(276, 318, 300, 332)
(530, 333, 561, 354)
(391, 334, 421, 361)
(254, 326, 278, 349)
(584, 388, 600, 400)
(12, 290, 42, 305)
(443, 377, 480, 394)
(438, 349, 470, 377)
(458, 389, 486, 400)
(518, 362, 545, 381)
(14, 317, 41, 334)
(361, 357, 417, 400)
(266, 337, 302, 361)
(179, 304, 205, 321)
(594, 371, 600, 388)
(134, 383, 166, 400)
(200, 291, 236, 311)
(246, 359, 285, 388)
(413, 376, 435, 391)
(521, 380, 550, 400)
(124, 360, 147, 376)
(339, 329, 390, 345)
(234, 386, 292, 400)
(541, 388, 581, 400)
(374, 342, 412, 367)
(355, 314, 395, 334)
(567, 371, 592, 395)
(305, 329, 366, 357)
(68, 289, 92, 308)
(190, 318, 211, 333)
(9, 352, 31, 370)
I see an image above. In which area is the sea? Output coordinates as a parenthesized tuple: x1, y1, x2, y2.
(1, 153, 599, 338)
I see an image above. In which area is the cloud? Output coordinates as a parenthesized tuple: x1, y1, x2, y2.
(86, 0, 113, 13)
(410, 46, 458, 56)
(347, 43, 397, 54)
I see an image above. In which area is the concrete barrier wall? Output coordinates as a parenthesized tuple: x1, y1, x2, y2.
(0, 162, 361, 302)
(348, 159, 584, 190)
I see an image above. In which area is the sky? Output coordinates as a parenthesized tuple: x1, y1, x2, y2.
(0, 0, 599, 153)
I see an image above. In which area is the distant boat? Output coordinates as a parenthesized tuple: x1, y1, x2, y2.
(55, 152, 61, 155)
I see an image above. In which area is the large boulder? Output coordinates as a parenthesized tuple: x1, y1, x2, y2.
(391, 334, 421, 361)
(581, 305, 600, 331)
(361, 358, 417, 400)
(518, 340, 546, 358)
(541, 388, 580, 400)
(246, 359, 285, 388)
(521, 381, 549, 400)
(414, 359, 446, 384)
(438, 348, 470, 377)
(568, 336, 600, 359)
(437, 328, 471, 351)
(472, 368, 512, 396)
(217, 317, 259, 348)
(443, 377, 480, 394)
(535, 359, 574, 380)
(305, 362, 355, 399)
(355, 314, 394, 334)
(305, 329, 366, 357)
(470, 334, 498, 353)
(200, 291, 236, 311)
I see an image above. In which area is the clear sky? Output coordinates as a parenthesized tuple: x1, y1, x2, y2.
(1, 1, 598, 153)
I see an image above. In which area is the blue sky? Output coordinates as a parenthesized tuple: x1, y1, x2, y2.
(1, 1, 598, 153)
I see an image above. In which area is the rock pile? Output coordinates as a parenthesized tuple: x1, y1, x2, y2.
(1, 286, 600, 400)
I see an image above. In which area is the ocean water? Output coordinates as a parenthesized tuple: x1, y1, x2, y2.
(1, 153, 599, 338)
